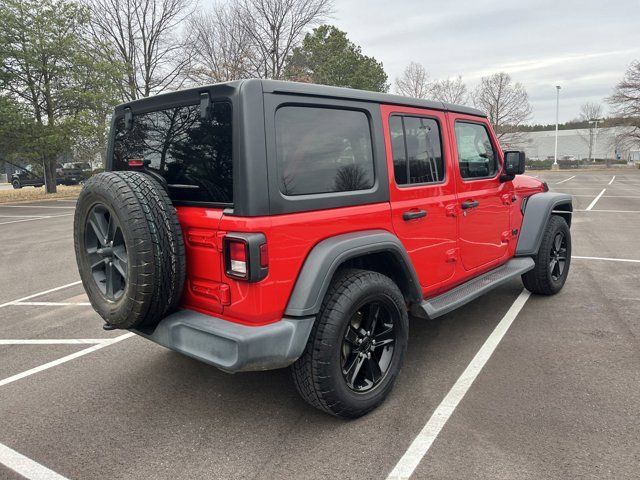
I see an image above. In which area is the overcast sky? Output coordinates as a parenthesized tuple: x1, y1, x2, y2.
(331, 0, 640, 124)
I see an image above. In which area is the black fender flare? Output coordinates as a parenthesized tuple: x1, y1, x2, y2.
(284, 230, 422, 317)
(516, 192, 573, 256)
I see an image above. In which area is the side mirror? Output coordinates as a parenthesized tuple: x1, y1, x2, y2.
(503, 151, 526, 177)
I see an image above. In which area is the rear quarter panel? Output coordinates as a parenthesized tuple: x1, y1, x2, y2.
(216, 203, 393, 326)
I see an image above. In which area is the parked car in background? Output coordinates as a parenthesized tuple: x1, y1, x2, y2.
(60, 162, 92, 185)
(11, 170, 45, 189)
(10, 162, 92, 188)
(10, 163, 63, 188)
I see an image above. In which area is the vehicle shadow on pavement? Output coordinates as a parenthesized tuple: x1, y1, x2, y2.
(104, 282, 523, 427)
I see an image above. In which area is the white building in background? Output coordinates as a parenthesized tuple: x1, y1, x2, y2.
(502, 126, 639, 162)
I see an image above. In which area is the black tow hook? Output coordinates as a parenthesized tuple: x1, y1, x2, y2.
(103, 323, 117, 331)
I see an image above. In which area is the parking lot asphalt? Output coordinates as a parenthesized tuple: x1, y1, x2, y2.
(0, 170, 639, 479)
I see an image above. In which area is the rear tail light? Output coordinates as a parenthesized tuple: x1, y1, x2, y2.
(228, 239, 248, 277)
(223, 233, 268, 282)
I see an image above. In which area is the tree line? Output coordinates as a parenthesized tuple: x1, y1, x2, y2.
(2, 0, 639, 193)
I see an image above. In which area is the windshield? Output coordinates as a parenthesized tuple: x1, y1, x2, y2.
(111, 101, 233, 204)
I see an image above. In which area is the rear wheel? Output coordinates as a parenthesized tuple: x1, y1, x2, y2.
(292, 269, 408, 418)
(522, 215, 571, 295)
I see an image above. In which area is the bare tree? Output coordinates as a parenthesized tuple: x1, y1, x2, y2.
(334, 164, 369, 191)
(86, 0, 194, 101)
(577, 101, 604, 160)
(579, 101, 603, 122)
(237, 0, 333, 80)
(430, 76, 468, 105)
(395, 62, 431, 99)
(187, 3, 256, 83)
(473, 72, 532, 141)
(608, 60, 640, 145)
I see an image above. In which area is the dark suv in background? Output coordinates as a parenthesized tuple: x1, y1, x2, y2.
(10, 162, 91, 188)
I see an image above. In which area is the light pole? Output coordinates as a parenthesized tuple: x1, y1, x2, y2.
(553, 85, 561, 169)
(589, 118, 602, 162)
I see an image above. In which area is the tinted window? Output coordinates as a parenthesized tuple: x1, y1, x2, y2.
(389, 115, 444, 185)
(389, 116, 407, 184)
(454, 122, 498, 179)
(112, 102, 233, 203)
(276, 106, 374, 195)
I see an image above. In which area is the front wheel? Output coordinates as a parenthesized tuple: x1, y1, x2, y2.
(522, 215, 571, 295)
(291, 269, 408, 418)
(12, 179, 21, 189)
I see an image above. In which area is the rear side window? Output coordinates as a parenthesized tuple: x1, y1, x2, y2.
(454, 121, 498, 180)
(275, 106, 374, 196)
(389, 115, 444, 185)
(112, 102, 233, 204)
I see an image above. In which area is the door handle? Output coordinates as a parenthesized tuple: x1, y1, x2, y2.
(402, 209, 427, 221)
(461, 200, 479, 210)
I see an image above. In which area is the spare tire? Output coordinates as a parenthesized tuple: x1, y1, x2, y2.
(73, 171, 186, 329)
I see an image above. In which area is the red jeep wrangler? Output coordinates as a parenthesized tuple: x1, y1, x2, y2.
(74, 80, 572, 418)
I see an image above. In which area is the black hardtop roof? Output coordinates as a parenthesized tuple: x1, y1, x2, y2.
(260, 79, 486, 117)
(114, 78, 486, 117)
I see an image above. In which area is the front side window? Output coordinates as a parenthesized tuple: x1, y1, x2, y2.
(454, 122, 498, 179)
(112, 102, 233, 204)
(389, 115, 444, 185)
(275, 106, 375, 195)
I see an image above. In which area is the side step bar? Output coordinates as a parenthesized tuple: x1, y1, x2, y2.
(418, 257, 535, 319)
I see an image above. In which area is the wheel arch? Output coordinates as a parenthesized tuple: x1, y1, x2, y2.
(284, 230, 422, 317)
(516, 192, 573, 257)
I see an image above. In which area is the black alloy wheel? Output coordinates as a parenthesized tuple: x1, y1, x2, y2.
(341, 300, 398, 393)
(521, 214, 571, 296)
(84, 204, 128, 301)
(292, 269, 409, 418)
(549, 231, 568, 281)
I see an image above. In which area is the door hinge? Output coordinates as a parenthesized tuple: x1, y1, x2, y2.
(445, 204, 457, 217)
(501, 231, 511, 243)
(501, 194, 512, 206)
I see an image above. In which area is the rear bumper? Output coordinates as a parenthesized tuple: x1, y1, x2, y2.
(133, 310, 315, 373)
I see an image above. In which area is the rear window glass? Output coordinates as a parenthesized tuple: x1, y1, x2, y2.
(112, 102, 232, 204)
(275, 106, 374, 196)
(389, 115, 444, 185)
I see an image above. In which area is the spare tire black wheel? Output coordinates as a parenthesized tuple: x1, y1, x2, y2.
(74, 171, 186, 329)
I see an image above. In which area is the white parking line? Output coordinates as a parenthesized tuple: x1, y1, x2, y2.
(549, 187, 606, 190)
(555, 175, 576, 184)
(608, 175, 616, 185)
(0, 205, 76, 209)
(0, 339, 105, 345)
(387, 290, 531, 480)
(0, 333, 134, 388)
(570, 195, 640, 198)
(586, 189, 606, 211)
(12, 302, 91, 307)
(0, 281, 82, 309)
(0, 442, 69, 480)
(0, 214, 73, 225)
(573, 255, 640, 263)
(575, 209, 640, 213)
